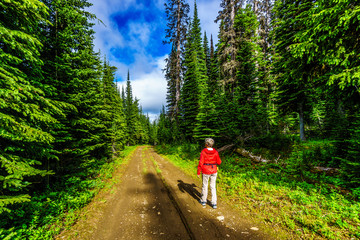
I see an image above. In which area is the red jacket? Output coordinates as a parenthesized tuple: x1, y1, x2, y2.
(197, 148, 221, 175)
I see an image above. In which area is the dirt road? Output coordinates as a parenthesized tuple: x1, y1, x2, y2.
(57, 146, 283, 240)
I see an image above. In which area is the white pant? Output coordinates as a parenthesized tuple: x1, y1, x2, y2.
(201, 173, 217, 205)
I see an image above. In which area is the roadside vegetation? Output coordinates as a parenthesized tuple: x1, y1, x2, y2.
(0, 146, 137, 240)
(155, 143, 360, 240)
(3, 0, 360, 239)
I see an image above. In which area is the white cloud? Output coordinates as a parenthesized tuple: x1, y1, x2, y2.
(87, 0, 221, 119)
(189, 0, 220, 43)
(117, 55, 168, 117)
(89, 1, 126, 54)
(128, 21, 152, 46)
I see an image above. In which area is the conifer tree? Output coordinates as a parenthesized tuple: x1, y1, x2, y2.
(123, 72, 149, 145)
(164, 46, 178, 119)
(180, 2, 209, 140)
(208, 35, 220, 97)
(339, 113, 360, 188)
(157, 106, 174, 143)
(253, 0, 276, 132)
(121, 86, 126, 110)
(285, 0, 360, 140)
(40, 0, 109, 168)
(164, 0, 190, 121)
(124, 71, 136, 145)
(0, 0, 64, 212)
(288, 0, 360, 90)
(203, 32, 211, 79)
(272, 0, 317, 141)
(216, 0, 243, 93)
(216, 4, 263, 142)
(101, 60, 126, 156)
(137, 106, 150, 144)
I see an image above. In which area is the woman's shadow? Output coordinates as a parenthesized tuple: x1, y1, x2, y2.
(177, 180, 201, 201)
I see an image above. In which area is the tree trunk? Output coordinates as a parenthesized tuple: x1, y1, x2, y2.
(299, 102, 306, 141)
(175, 0, 182, 119)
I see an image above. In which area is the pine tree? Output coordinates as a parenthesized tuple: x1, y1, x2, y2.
(123, 72, 148, 145)
(287, 0, 360, 90)
(164, 0, 190, 121)
(208, 35, 220, 97)
(157, 106, 174, 143)
(339, 113, 360, 188)
(0, 0, 64, 212)
(180, 1, 209, 140)
(253, 0, 276, 133)
(283, 0, 360, 143)
(164, 45, 178, 119)
(101, 60, 126, 156)
(137, 106, 150, 144)
(216, 4, 263, 143)
(124, 71, 136, 145)
(203, 32, 211, 79)
(121, 86, 126, 110)
(272, 0, 317, 141)
(215, 0, 243, 93)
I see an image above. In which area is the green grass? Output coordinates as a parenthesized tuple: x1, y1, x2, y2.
(155, 144, 360, 239)
(0, 146, 138, 240)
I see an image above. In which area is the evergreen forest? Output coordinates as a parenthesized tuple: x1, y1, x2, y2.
(160, 0, 360, 196)
(1, 0, 360, 239)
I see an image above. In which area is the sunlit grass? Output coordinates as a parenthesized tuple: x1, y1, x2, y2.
(155, 144, 360, 240)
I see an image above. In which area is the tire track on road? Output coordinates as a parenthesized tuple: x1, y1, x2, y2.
(152, 156, 196, 240)
(146, 146, 274, 240)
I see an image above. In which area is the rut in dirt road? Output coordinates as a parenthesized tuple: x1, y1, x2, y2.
(58, 146, 281, 240)
(91, 146, 190, 240)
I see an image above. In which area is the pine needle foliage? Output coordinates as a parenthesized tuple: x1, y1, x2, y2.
(180, 2, 209, 141)
(0, 0, 62, 213)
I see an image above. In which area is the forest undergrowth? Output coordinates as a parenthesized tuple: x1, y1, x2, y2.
(0, 146, 137, 240)
(155, 143, 360, 240)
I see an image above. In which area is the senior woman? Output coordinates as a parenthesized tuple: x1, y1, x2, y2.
(197, 138, 222, 209)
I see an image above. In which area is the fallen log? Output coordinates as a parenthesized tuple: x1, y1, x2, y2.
(311, 166, 340, 176)
(217, 144, 235, 153)
(235, 148, 271, 163)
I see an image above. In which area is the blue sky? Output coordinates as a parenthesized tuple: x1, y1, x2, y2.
(88, 0, 220, 121)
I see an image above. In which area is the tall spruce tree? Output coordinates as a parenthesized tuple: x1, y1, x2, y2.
(203, 32, 211, 79)
(254, 0, 276, 132)
(157, 106, 175, 143)
(180, 2, 209, 141)
(164, 45, 178, 119)
(284, 0, 360, 173)
(0, 0, 64, 212)
(164, 0, 190, 122)
(272, 0, 317, 141)
(216, 0, 243, 93)
(216, 4, 263, 143)
(123, 72, 149, 145)
(40, 0, 108, 171)
(208, 35, 220, 97)
(288, 0, 360, 90)
(124, 71, 135, 145)
(101, 60, 126, 156)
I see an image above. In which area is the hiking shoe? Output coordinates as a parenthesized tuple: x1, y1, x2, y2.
(199, 200, 206, 206)
(212, 204, 217, 209)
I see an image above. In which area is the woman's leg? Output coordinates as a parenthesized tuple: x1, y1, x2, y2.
(209, 173, 218, 205)
(201, 174, 210, 203)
